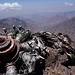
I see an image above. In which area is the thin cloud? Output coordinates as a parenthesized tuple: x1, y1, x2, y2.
(64, 2, 73, 6)
(0, 2, 22, 10)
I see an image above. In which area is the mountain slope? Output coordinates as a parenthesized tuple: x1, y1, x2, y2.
(0, 18, 27, 28)
(49, 16, 75, 41)
(0, 21, 10, 28)
(30, 14, 69, 29)
(0, 18, 40, 33)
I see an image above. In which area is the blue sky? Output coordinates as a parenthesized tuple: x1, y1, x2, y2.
(0, 0, 75, 19)
(0, 0, 75, 3)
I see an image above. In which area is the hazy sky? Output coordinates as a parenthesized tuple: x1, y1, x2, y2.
(0, 0, 75, 18)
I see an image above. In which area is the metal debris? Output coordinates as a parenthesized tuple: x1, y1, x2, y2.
(0, 26, 75, 75)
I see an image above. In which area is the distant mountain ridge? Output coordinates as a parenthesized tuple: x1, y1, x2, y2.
(0, 18, 27, 28)
(49, 16, 75, 41)
(29, 14, 69, 29)
(0, 17, 40, 33)
(0, 10, 75, 36)
(27, 10, 75, 28)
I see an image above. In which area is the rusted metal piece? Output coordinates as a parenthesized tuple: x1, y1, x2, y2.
(0, 36, 15, 55)
(0, 36, 19, 63)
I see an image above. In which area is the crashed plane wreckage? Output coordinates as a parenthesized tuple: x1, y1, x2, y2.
(0, 25, 75, 75)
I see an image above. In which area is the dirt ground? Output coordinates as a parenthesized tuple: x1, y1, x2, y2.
(44, 47, 75, 75)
